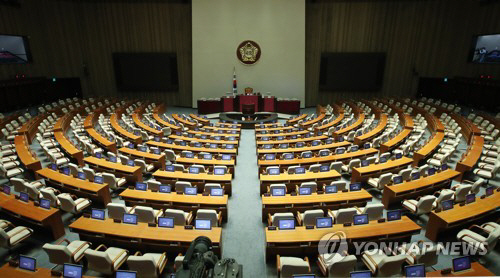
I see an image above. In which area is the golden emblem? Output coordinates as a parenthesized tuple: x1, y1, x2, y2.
(236, 40, 261, 65)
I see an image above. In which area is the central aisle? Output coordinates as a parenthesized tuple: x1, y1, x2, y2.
(222, 129, 268, 277)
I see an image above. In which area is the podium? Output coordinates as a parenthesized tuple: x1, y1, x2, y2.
(263, 96, 276, 112)
(238, 94, 259, 112)
(222, 96, 235, 112)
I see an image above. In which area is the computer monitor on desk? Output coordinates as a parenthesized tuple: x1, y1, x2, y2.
(159, 185, 171, 193)
(195, 219, 212, 230)
(453, 256, 471, 272)
(404, 264, 426, 277)
(350, 270, 371, 277)
(19, 255, 36, 272)
(116, 270, 137, 278)
(316, 217, 333, 228)
(387, 210, 401, 221)
(353, 214, 369, 225)
(91, 209, 105, 220)
(123, 213, 138, 225)
(63, 263, 83, 278)
(278, 219, 295, 230)
(158, 217, 174, 228)
(271, 188, 285, 196)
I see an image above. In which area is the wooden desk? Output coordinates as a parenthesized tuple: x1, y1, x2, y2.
(381, 169, 460, 208)
(256, 126, 295, 132)
(86, 127, 117, 153)
(316, 112, 344, 131)
(169, 135, 238, 146)
(153, 104, 181, 131)
(120, 189, 229, 221)
(172, 114, 197, 127)
(175, 156, 235, 174)
(413, 132, 444, 167)
(354, 114, 388, 145)
(351, 157, 413, 183)
(189, 113, 210, 125)
(54, 131, 84, 167)
(427, 262, 494, 277)
(426, 190, 500, 241)
(69, 217, 222, 256)
(14, 135, 42, 172)
(265, 216, 420, 261)
(84, 156, 142, 182)
(0, 193, 65, 239)
(261, 190, 372, 221)
(17, 113, 47, 144)
(110, 112, 142, 144)
(287, 114, 307, 124)
(380, 128, 412, 153)
(256, 135, 328, 145)
(300, 113, 325, 128)
(133, 113, 163, 137)
(257, 141, 351, 155)
(153, 170, 233, 196)
(260, 170, 341, 194)
(256, 130, 309, 138)
(257, 148, 379, 171)
(202, 125, 241, 133)
(187, 129, 240, 138)
(118, 147, 166, 170)
(404, 114, 414, 129)
(0, 264, 96, 278)
(36, 168, 111, 205)
(455, 135, 484, 181)
(146, 141, 238, 156)
(334, 114, 366, 136)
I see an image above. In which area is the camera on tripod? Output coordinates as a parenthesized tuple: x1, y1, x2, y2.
(175, 236, 243, 278)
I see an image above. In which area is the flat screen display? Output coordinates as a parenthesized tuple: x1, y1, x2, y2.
(184, 187, 197, 195)
(271, 188, 285, 196)
(91, 209, 105, 220)
(404, 264, 426, 277)
(113, 52, 178, 91)
(19, 255, 36, 272)
(63, 264, 83, 278)
(325, 185, 337, 193)
(316, 217, 333, 228)
(214, 168, 225, 175)
(159, 185, 171, 193)
(350, 271, 371, 278)
(353, 214, 369, 225)
(19, 192, 29, 202)
(387, 210, 401, 221)
(116, 271, 137, 278)
(298, 187, 311, 195)
(470, 34, 500, 63)
(319, 52, 386, 91)
(210, 188, 224, 196)
(278, 219, 295, 230)
(123, 213, 138, 225)
(158, 217, 174, 228)
(135, 182, 147, 191)
(195, 219, 212, 230)
(0, 34, 32, 64)
(39, 198, 51, 209)
(453, 256, 471, 272)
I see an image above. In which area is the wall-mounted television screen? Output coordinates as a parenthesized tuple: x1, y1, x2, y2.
(0, 34, 32, 64)
(113, 52, 179, 91)
(470, 34, 500, 64)
(319, 52, 386, 91)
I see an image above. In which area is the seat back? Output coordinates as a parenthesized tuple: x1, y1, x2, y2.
(280, 257, 310, 277)
(175, 181, 191, 192)
(58, 194, 76, 213)
(134, 159, 148, 173)
(363, 204, 384, 221)
(378, 173, 393, 188)
(43, 243, 72, 265)
(378, 254, 406, 277)
(10, 178, 26, 192)
(0, 228, 11, 248)
(330, 162, 343, 173)
(102, 173, 118, 190)
(399, 168, 412, 181)
(455, 184, 472, 202)
(41, 188, 59, 207)
(416, 196, 437, 215)
(272, 212, 294, 226)
(302, 209, 323, 226)
(25, 183, 40, 200)
(204, 183, 221, 192)
(83, 167, 96, 182)
(415, 244, 438, 266)
(127, 255, 157, 277)
(330, 181, 347, 191)
(107, 203, 128, 220)
(147, 180, 161, 191)
(135, 206, 158, 224)
(85, 249, 113, 275)
(335, 208, 357, 224)
(328, 254, 357, 277)
(164, 209, 187, 225)
(196, 209, 218, 227)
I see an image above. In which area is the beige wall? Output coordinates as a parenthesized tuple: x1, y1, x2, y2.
(192, 0, 305, 108)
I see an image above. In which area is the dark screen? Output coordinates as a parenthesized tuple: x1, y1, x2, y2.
(113, 52, 179, 91)
(319, 52, 386, 91)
